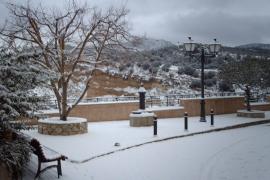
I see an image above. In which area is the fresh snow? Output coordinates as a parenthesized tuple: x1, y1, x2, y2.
(23, 113, 270, 180)
(38, 117, 87, 124)
(23, 112, 270, 162)
(129, 111, 155, 117)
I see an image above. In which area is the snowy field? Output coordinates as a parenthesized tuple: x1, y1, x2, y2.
(22, 112, 270, 180)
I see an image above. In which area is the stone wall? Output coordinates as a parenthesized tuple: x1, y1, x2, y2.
(69, 101, 139, 122)
(39, 96, 270, 123)
(148, 107, 185, 119)
(38, 120, 87, 136)
(251, 103, 270, 111)
(180, 96, 245, 116)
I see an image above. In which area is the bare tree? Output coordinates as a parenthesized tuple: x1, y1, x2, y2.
(218, 57, 265, 110)
(0, 1, 129, 120)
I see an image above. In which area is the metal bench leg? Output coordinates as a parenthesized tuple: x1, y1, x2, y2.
(57, 159, 62, 178)
(35, 161, 41, 179)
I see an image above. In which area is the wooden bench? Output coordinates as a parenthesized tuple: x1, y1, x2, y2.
(30, 138, 67, 179)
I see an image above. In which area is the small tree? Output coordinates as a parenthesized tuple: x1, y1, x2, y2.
(219, 58, 263, 88)
(219, 58, 264, 110)
(1, 1, 129, 120)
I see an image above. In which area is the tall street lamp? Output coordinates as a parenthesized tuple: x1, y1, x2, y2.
(183, 37, 221, 122)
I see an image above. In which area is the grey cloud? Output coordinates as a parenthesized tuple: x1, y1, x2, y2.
(1, 0, 270, 46)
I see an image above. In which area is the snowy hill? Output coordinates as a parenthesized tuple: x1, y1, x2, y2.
(236, 43, 270, 50)
(128, 36, 175, 51)
(36, 38, 270, 98)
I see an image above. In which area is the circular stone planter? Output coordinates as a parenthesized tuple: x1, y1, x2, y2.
(237, 110, 265, 118)
(129, 111, 156, 127)
(38, 117, 88, 136)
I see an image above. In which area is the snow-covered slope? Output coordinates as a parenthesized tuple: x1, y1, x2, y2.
(236, 43, 270, 50)
(128, 36, 175, 51)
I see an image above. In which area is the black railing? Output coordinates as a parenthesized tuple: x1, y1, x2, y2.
(41, 91, 270, 110)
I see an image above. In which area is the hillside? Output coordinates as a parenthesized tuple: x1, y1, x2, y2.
(86, 69, 166, 97)
(90, 38, 270, 97)
(236, 43, 270, 50)
(36, 38, 270, 99)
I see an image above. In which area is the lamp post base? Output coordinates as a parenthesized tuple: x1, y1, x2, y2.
(200, 117, 207, 122)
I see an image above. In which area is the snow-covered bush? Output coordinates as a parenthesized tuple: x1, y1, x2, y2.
(205, 79, 216, 87)
(161, 64, 170, 72)
(142, 63, 151, 70)
(0, 133, 32, 179)
(219, 81, 233, 92)
(183, 66, 196, 76)
(190, 79, 201, 89)
(204, 71, 216, 80)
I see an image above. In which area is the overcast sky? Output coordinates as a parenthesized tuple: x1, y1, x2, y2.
(1, 0, 270, 46)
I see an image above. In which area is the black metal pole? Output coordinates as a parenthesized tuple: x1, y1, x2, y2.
(139, 84, 146, 110)
(184, 112, 188, 130)
(245, 85, 251, 111)
(200, 48, 206, 122)
(139, 92, 145, 110)
(153, 116, 157, 136)
(210, 109, 214, 126)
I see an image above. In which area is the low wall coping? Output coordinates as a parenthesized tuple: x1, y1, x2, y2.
(180, 96, 244, 100)
(76, 100, 138, 106)
(251, 102, 270, 105)
(147, 106, 184, 111)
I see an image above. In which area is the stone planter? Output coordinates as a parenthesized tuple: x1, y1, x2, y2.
(38, 117, 88, 136)
(129, 111, 156, 127)
(237, 110, 265, 118)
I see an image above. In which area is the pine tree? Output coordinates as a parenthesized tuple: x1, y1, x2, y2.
(0, 49, 50, 131)
(0, 49, 50, 178)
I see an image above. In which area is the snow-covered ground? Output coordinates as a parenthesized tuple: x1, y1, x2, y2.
(23, 113, 270, 180)
(24, 112, 270, 162)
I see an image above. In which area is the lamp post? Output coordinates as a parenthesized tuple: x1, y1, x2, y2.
(183, 37, 221, 122)
(138, 83, 146, 110)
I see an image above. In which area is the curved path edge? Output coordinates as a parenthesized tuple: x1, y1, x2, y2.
(69, 119, 270, 164)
